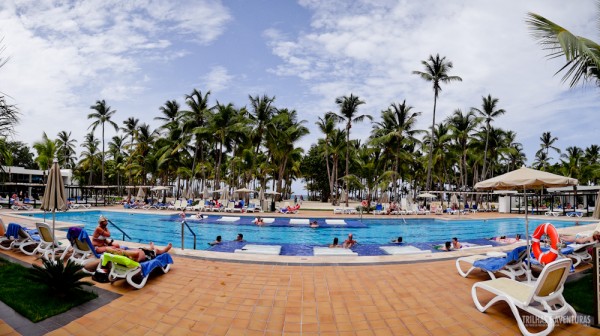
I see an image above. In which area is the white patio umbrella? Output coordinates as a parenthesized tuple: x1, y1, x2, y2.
(450, 194, 459, 208)
(417, 192, 437, 199)
(150, 186, 171, 191)
(40, 158, 68, 260)
(592, 191, 600, 220)
(137, 187, 145, 199)
(475, 166, 578, 278)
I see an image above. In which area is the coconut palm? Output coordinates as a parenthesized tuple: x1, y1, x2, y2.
(447, 109, 480, 188)
(526, 7, 600, 88)
(80, 132, 100, 185)
(370, 100, 421, 195)
(121, 117, 139, 150)
(248, 94, 276, 154)
(413, 54, 462, 190)
(332, 94, 371, 206)
(88, 100, 118, 185)
(316, 113, 337, 203)
(55, 130, 77, 169)
(156, 100, 181, 131)
(182, 89, 212, 189)
(32, 132, 57, 180)
(537, 131, 561, 159)
(471, 94, 505, 180)
(108, 135, 127, 190)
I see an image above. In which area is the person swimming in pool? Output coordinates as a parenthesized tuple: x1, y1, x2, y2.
(452, 237, 462, 249)
(329, 237, 340, 248)
(391, 236, 403, 244)
(310, 221, 319, 228)
(208, 235, 222, 246)
(234, 233, 245, 242)
(254, 217, 264, 226)
(343, 234, 357, 248)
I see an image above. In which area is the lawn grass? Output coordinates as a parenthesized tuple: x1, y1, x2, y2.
(0, 258, 97, 322)
(563, 272, 594, 316)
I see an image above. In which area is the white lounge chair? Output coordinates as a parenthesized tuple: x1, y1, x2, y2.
(34, 222, 69, 260)
(566, 242, 596, 267)
(456, 246, 527, 280)
(100, 252, 173, 289)
(472, 258, 576, 336)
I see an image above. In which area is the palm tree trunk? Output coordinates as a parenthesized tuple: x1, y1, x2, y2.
(345, 124, 350, 207)
(101, 124, 105, 185)
(482, 124, 490, 180)
(426, 95, 437, 190)
(324, 148, 334, 204)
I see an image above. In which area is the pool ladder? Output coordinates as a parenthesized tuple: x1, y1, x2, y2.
(180, 220, 197, 250)
(107, 219, 133, 241)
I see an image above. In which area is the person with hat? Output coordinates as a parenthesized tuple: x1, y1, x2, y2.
(92, 215, 121, 252)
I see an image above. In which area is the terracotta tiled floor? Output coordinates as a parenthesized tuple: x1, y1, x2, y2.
(0, 250, 596, 336)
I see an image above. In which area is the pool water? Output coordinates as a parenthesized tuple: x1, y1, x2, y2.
(26, 211, 589, 256)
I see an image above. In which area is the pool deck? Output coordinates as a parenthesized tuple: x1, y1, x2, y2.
(0, 206, 599, 335)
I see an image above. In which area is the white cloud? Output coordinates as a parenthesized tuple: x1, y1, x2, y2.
(266, 0, 599, 162)
(202, 66, 233, 93)
(0, 0, 231, 148)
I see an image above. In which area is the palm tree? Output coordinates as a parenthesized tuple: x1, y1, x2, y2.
(248, 94, 276, 154)
(108, 135, 127, 191)
(447, 109, 480, 188)
(182, 89, 212, 189)
(370, 100, 421, 197)
(332, 94, 371, 206)
(88, 100, 118, 185)
(526, 6, 600, 88)
(413, 54, 462, 190)
(121, 117, 139, 150)
(537, 132, 561, 159)
(471, 94, 505, 180)
(316, 113, 337, 204)
(80, 132, 100, 185)
(55, 130, 77, 169)
(32, 132, 57, 181)
(155, 100, 181, 130)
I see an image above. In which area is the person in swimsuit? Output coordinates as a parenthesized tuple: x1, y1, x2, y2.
(92, 215, 121, 252)
(329, 237, 340, 248)
(343, 234, 357, 248)
(452, 237, 462, 249)
(208, 235, 222, 246)
(234, 233, 245, 242)
(105, 242, 173, 262)
(561, 231, 600, 244)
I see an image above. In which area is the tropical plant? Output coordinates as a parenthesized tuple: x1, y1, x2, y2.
(88, 100, 118, 185)
(32, 132, 57, 175)
(537, 131, 561, 159)
(471, 94, 505, 180)
(413, 54, 462, 190)
(56, 131, 78, 169)
(27, 259, 92, 297)
(526, 6, 600, 88)
(331, 94, 371, 206)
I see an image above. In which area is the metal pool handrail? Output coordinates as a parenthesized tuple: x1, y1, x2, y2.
(181, 220, 197, 250)
(107, 219, 132, 241)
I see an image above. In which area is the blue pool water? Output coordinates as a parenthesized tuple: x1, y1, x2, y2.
(26, 211, 589, 256)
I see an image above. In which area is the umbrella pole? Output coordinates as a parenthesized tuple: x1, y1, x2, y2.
(52, 208, 56, 261)
(524, 186, 532, 282)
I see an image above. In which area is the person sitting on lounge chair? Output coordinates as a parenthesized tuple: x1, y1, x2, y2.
(560, 231, 600, 244)
(92, 215, 120, 252)
(105, 242, 172, 262)
(343, 234, 357, 248)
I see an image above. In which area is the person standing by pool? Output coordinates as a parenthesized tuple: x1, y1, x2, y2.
(92, 215, 120, 252)
(343, 234, 357, 248)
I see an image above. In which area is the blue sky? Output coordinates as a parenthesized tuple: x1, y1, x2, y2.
(1, 0, 599, 179)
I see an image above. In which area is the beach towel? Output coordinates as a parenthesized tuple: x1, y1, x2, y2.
(473, 246, 527, 272)
(140, 253, 173, 277)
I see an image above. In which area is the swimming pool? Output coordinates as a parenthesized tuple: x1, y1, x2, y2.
(25, 211, 588, 256)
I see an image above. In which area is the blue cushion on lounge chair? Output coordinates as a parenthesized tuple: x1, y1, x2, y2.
(473, 246, 527, 272)
(77, 230, 102, 258)
(140, 253, 173, 277)
(7, 223, 40, 241)
(66, 227, 82, 243)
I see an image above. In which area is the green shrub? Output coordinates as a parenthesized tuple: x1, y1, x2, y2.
(27, 258, 93, 297)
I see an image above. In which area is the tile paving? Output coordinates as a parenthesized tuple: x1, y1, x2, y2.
(0, 210, 598, 335)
